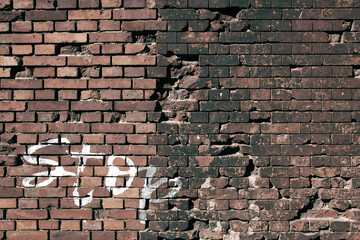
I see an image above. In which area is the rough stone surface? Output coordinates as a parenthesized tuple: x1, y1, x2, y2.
(0, 0, 359, 239)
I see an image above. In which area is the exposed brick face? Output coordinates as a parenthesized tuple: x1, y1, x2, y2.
(0, 0, 360, 239)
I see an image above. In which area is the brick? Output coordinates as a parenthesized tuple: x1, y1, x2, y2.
(112, 55, 156, 65)
(0, 56, 19, 66)
(67, 56, 110, 66)
(71, 101, 112, 111)
(44, 79, 87, 89)
(48, 123, 90, 133)
(7, 210, 47, 219)
(26, 10, 67, 20)
(68, 10, 112, 20)
(57, 0, 77, 8)
(101, 0, 122, 7)
(44, 33, 87, 43)
(0, 199, 16, 208)
(12, 21, 32, 32)
(50, 210, 92, 219)
(79, 0, 99, 8)
(13, 0, 34, 9)
(178, 32, 218, 43)
(89, 32, 132, 43)
(34, 44, 55, 55)
(7, 231, 48, 240)
(0, 102, 26, 111)
(28, 101, 69, 111)
(113, 9, 156, 19)
(0, 68, 10, 77)
(23, 56, 66, 66)
(36, 0, 56, 8)
(33, 21, 53, 31)
(50, 231, 90, 240)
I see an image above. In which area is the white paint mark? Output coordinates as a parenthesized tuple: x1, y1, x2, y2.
(106, 156, 137, 195)
(201, 177, 212, 189)
(208, 199, 215, 210)
(223, 231, 240, 240)
(138, 165, 182, 223)
(212, 221, 222, 232)
(22, 138, 183, 223)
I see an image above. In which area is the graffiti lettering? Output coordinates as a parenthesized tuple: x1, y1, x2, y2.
(22, 138, 182, 223)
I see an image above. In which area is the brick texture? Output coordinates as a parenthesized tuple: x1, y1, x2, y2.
(1, 0, 360, 239)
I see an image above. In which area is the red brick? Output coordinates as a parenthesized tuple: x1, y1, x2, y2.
(23, 56, 66, 66)
(35, 45, 56, 55)
(99, 20, 121, 30)
(55, 21, 76, 31)
(89, 79, 131, 89)
(67, 56, 110, 66)
(61, 220, 81, 230)
(92, 232, 115, 240)
(28, 101, 69, 111)
(82, 220, 102, 230)
(44, 33, 87, 43)
(68, 10, 112, 20)
(115, 101, 157, 111)
(178, 32, 219, 43)
(133, 79, 157, 89)
(16, 220, 37, 230)
(36, 0, 56, 8)
(0, 67, 10, 77)
(71, 101, 112, 111)
(92, 123, 133, 133)
(48, 123, 90, 133)
(33, 68, 55, 77)
(114, 145, 156, 155)
(57, 0, 77, 8)
(102, 44, 123, 54)
(89, 32, 132, 43)
(58, 90, 78, 100)
(50, 209, 92, 219)
(125, 44, 146, 54)
(0, 56, 19, 66)
(13, 90, 34, 100)
(7, 210, 47, 219)
(117, 231, 137, 240)
(77, 21, 97, 31)
(26, 10, 67, 20)
(0, 101, 26, 111)
(33, 21, 53, 31)
(7, 231, 47, 240)
(0, 221, 15, 230)
(112, 55, 156, 65)
(101, 0, 122, 7)
(11, 21, 32, 32)
(0, 22, 9, 32)
(0, 188, 23, 197)
(57, 67, 78, 77)
(79, 0, 99, 8)
(122, 21, 145, 31)
(104, 220, 125, 230)
(13, 0, 33, 9)
(39, 220, 59, 230)
(113, 9, 156, 19)
(50, 231, 90, 240)
(102, 67, 123, 77)
(0, 199, 16, 208)
(44, 79, 87, 89)
(145, 20, 167, 31)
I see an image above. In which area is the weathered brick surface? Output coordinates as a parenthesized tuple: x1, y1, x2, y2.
(1, 0, 360, 239)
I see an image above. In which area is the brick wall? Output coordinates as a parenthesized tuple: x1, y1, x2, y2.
(1, 0, 360, 239)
